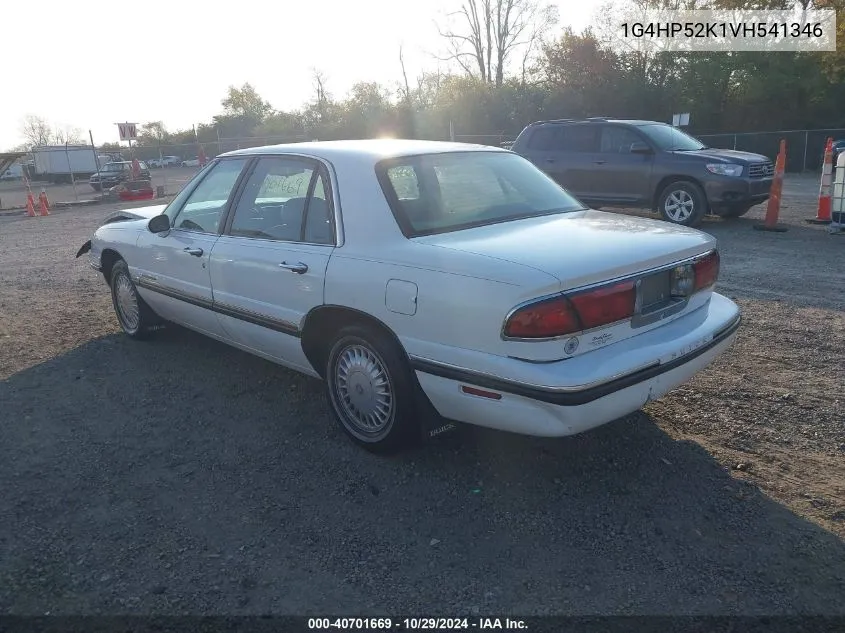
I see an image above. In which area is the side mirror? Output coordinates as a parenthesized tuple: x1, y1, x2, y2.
(148, 214, 171, 233)
(630, 142, 653, 155)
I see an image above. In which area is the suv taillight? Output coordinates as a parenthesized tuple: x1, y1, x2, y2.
(503, 280, 636, 339)
(693, 250, 720, 292)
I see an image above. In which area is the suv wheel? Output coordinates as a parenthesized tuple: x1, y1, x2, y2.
(657, 181, 706, 227)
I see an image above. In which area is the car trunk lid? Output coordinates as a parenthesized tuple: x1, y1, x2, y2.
(415, 210, 719, 357)
(415, 210, 715, 291)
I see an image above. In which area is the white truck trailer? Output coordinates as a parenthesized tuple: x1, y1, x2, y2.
(32, 146, 120, 183)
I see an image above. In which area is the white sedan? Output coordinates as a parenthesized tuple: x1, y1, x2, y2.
(76, 140, 741, 453)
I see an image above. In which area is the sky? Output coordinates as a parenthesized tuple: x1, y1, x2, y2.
(2, 0, 601, 150)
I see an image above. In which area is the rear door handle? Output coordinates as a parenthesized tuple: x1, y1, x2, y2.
(593, 160, 607, 165)
(279, 261, 308, 274)
(545, 158, 556, 163)
(183, 247, 203, 257)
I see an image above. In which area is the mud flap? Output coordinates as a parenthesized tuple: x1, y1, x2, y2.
(413, 381, 460, 442)
(76, 240, 91, 258)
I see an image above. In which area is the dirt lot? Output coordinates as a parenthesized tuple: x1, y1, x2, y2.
(0, 180, 844, 616)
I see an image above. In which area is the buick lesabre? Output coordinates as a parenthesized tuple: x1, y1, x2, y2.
(76, 140, 741, 453)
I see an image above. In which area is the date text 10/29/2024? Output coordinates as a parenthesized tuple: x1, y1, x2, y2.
(308, 618, 528, 630)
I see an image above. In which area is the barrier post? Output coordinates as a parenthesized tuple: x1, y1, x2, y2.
(807, 137, 834, 224)
(830, 151, 845, 234)
(754, 139, 788, 233)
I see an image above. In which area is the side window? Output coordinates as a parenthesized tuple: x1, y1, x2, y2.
(229, 157, 334, 245)
(600, 126, 644, 154)
(559, 126, 600, 153)
(171, 158, 249, 233)
(526, 127, 559, 151)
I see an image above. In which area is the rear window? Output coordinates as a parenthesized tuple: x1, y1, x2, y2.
(524, 125, 599, 153)
(376, 151, 585, 237)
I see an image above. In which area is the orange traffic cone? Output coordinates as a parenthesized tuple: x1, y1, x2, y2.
(38, 189, 50, 216)
(808, 137, 833, 224)
(25, 192, 37, 217)
(754, 139, 788, 233)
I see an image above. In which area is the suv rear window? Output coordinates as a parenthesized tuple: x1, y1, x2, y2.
(527, 127, 559, 150)
(526, 125, 599, 152)
(376, 151, 584, 237)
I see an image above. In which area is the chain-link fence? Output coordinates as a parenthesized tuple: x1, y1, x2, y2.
(454, 133, 516, 147)
(126, 135, 312, 165)
(696, 129, 845, 172)
(10, 128, 839, 178)
(457, 128, 844, 173)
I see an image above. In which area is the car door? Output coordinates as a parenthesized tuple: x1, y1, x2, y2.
(133, 157, 251, 338)
(593, 124, 655, 204)
(528, 125, 602, 200)
(209, 155, 336, 374)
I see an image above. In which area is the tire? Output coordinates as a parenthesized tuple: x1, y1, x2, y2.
(720, 203, 755, 218)
(325, 324, 421, 454)
(109, 260, 160, 340)
(657, 180, 707, 227)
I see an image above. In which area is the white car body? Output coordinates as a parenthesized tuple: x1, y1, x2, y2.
(78, 140, 740, 448)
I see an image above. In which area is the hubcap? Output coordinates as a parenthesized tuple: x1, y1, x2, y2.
(114, 273, 140, 332)
(334, 344, 394, 435)
(664, 190, 695, 222)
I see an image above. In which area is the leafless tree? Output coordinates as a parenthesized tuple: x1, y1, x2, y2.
(312, 68, 330, 122)
(20, 115, 52, 147)
(53, 126, 85, 145)
(20, 115, 85, 147)
(399, 45, 413, 103)
(436, 0, 558, 86)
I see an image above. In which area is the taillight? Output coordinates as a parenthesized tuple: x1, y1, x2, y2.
(570, 280, 636, 330)
(693, 250, 720, 291)
(503, 296, 581, 339)
(503, 280, 636, 339)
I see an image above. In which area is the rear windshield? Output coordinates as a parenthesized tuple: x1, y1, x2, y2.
(376, 151, 585, 237)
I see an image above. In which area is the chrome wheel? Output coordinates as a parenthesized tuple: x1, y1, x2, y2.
(333, 344, 395, 437)
(663, 189, 695, 222)
(114, 271, 140, 332)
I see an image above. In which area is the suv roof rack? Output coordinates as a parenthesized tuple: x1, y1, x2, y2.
(530, 117, 612, 126)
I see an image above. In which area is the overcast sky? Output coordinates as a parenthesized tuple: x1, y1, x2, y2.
(2, 0, 600, 149)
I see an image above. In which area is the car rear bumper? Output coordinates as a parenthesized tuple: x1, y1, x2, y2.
(705, 177, 772, 209)
(411, 292, 741, 437)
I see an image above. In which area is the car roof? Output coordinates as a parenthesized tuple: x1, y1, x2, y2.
(219, 139, 506, 163)
(532, 119, 666, 127)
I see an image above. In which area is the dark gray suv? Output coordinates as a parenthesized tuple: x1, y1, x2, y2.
(510, 118, 774, 226)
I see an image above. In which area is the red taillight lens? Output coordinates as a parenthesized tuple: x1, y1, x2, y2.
(693, 250, 720, 292)
(570, 280, 636, 330)
(503, 280, 636, 339)
(503, 296, 581, 338)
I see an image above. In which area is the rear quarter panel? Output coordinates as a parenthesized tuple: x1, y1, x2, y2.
(322, 240, 563, 370)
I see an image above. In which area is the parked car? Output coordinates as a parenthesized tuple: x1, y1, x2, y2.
(181, 158, 201, 167)
(75, 140, 740, 453)
(827, 139, 845, 165)
(148, 157, 181, 168)
(510, 117, 775, 226)
(89, 161, 150, 191)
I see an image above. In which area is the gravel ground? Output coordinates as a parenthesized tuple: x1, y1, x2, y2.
(0, 192, 844, 616)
